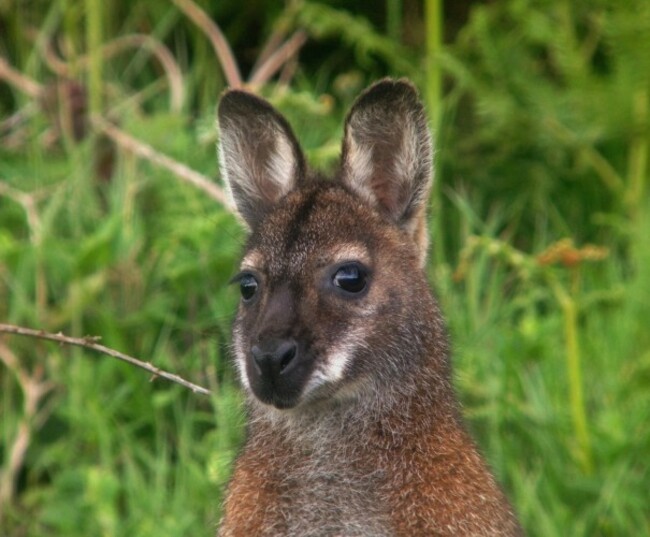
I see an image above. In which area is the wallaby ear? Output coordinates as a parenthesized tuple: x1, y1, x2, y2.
(218, 90, 306, 229)
(340, 79, 433, 263)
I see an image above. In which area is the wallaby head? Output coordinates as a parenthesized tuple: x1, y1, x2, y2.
(218, 79, 443, 413)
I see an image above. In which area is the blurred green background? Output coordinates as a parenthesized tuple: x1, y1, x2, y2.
(1, 0, 649, 535)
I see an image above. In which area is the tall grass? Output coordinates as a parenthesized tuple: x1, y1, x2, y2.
(1, 1, 649, 535)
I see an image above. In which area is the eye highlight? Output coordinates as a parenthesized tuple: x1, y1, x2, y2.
(332, 263, 368, 295)
(236, 273, 259, 302)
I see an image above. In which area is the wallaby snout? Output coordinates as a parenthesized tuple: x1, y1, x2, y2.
(249, 338, 303, 409)
(216, 79, 522, 537)
(251, 339, 298, 376)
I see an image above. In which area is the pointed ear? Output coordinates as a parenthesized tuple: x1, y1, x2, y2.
(340, 79, 433, 264)
(218, 90, 306, 229)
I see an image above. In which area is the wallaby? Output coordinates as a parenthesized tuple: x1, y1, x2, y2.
(216, 79, 522, 537)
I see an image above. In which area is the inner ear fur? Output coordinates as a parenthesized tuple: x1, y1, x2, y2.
(218, 90, 306, 229)
(340, 79, 433, 262)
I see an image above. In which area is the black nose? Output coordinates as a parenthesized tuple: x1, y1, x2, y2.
(251, 339, 298, 378)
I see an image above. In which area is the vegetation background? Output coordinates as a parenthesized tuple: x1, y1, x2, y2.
(1, 0, 648, 535)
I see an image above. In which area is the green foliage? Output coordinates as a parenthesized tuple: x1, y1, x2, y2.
(0, 128, 244, 534)
(438, 0, 650, 250)
(1, 1, 648, 536)
(289, 1, 417, 77)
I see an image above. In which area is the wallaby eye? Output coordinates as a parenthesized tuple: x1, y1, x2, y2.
(239, 273, 259, 301)
(332, 263, 367, 294)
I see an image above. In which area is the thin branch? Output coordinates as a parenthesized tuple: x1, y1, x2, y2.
(0, 103, 36, 135)
(0, 323, 211, 395)
(91, 115, 231, 208)
(0, 180, 49, 317)
(0, 342, 53, 521)
(544, 117, 624, 193)
(172, 0, 242, 88)
(41, 34, 185, 112)
(278, 56, 299, 87)
(0, 181, 45, 245)
(251, 25, 289, 77)
(1, 53, 231, 209)
(0, 56, 44, 98)
(248, 30, 307, 86)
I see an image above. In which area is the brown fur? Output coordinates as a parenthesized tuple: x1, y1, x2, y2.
(216, 79, 523, 536)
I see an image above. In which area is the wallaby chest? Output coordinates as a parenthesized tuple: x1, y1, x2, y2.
(224, 417, 393, 537)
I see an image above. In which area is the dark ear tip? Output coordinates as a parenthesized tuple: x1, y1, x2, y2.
(371, 77, 419, 92)
(356, 77, 421, 105)
(217, 89, 275, 121)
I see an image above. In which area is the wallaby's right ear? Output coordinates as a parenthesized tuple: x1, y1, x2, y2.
(218, 90, 306, 229)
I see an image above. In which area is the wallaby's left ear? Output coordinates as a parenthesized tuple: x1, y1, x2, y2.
(340, 79, 433, 264)
(218, 90, 306, 229)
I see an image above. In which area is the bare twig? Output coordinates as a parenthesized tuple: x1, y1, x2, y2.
(251, 25, 289, 76)
(171, 0, 307, 89)
(248, 30, 307, 86)
(0, 342, 53, 521)
(544, 117, 624, 193)
(0, 323, 211, 395)
(172, 0, 242, 88)
(0, 181, 45, 245)
(91, 115, 230, 207)
(41, 34, 185, 112)
(0, 56, 231, 210)
(278, 56, 299, 87)
(0, 56, 44, 98)
(0, 103, 37, 135)
(0, 181, 49, 317)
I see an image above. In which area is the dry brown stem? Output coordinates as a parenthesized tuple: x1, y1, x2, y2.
(248, 30, 307, 86)
(0, 323, 211, 396)
(0, 181, 50, 246)
(91, 115, 230, 207)
(41, 34, 185, 112)
(0, 56, 227, 207)
(0, 181, 50, 316)
(0, 342, 53, 522)
(172, 0, 242, 87)
(171, 0, 306, 89)
(0, 56, 43, 98)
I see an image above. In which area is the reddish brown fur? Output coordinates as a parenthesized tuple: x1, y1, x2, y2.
(216, 79, 522, 536)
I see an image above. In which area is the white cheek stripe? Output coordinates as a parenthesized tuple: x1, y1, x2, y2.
(325, 346, 355, 382)
(295, 307, 375, 401)
(232, 328, 251, 392)
(313, 323, 367, 387)
(300, 340, 358, 398)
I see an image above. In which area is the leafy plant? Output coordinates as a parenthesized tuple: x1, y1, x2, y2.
(438, 0, 649, 251)
(0, 1, 648, 535)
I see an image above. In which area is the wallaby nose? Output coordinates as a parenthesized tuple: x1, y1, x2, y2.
(251, 339, 298, 378)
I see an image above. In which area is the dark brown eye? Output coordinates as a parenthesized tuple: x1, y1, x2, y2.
(332, 264, 367, 294)
(239, 273, 258, 301)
